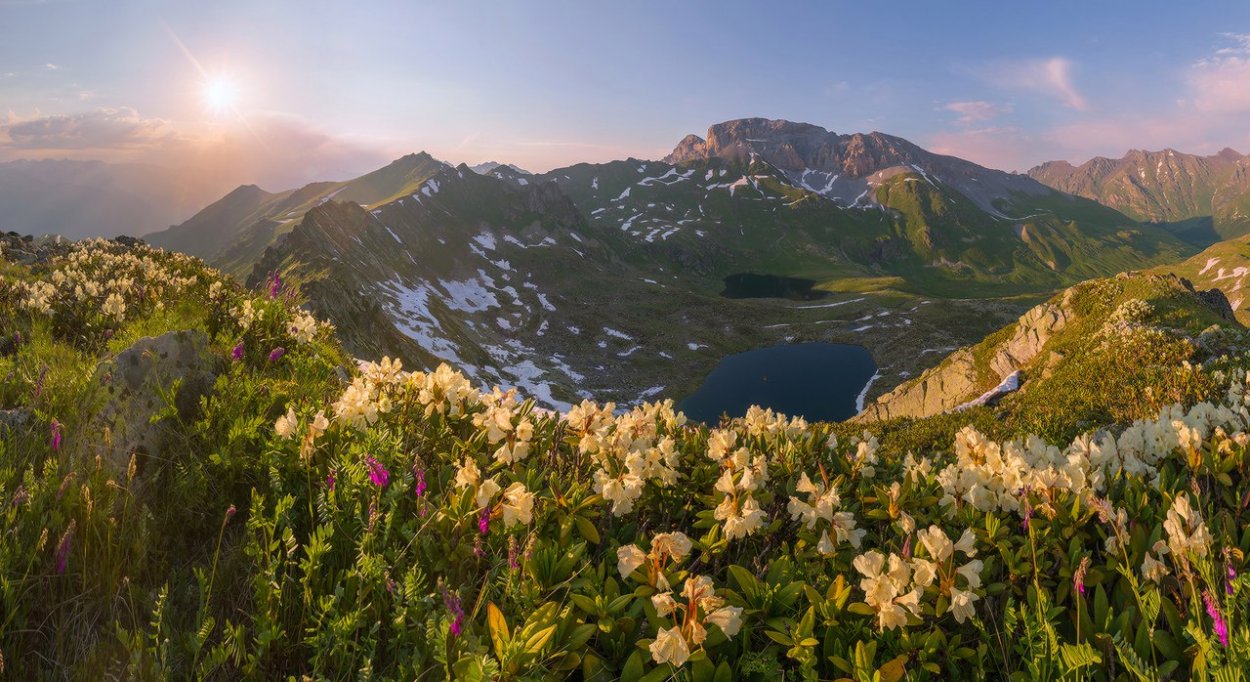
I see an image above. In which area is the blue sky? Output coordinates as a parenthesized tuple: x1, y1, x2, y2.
(2, 0, 1249, 188)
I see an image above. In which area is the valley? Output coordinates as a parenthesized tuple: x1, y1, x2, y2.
(132, 118, 1210, 419)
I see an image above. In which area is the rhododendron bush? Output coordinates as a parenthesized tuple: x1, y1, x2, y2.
(1, 239, 1249, 679)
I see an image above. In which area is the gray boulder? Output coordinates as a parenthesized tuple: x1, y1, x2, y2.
(88, 330, 221, 472)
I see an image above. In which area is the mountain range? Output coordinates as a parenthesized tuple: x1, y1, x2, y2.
(11, 117, 1250, 412)
(1028, 147, 1250, 244)
(135, 118, 1218, 410)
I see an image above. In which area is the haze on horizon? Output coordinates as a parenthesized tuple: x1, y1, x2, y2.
(3, 0, 1250, 192)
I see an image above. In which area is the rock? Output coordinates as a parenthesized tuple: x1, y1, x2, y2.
(0, 408, 32, 434)
(857, 290, 1072, 422)
(87, 330, 221, 472)
(989, 293, 1072, 378)
(1195, 288, 1236, 322)
(855, 349, 982, 422)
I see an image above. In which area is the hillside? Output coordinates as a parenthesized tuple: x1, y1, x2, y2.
(1029, 148, 1250, 244)
(2, 236, 1249, 679)
(858, 271, 1242, 443)
(145, 152, 450, 272)
(1145, 233, 1250, 325)
(126, 119, 1213, 421)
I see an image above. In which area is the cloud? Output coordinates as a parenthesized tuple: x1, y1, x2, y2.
(44, 63, 60, 70)
(928, 126, 1037, 172)
(1, 107, 180, 151)
(942, 100, 1012, 125)
(935, 36, 1250, 170)
(983, 57, 1087, 111)
(1189, 33, 1250, 114)
(0, 107, 394, 191)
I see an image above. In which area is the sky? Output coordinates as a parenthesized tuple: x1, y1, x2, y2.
(3, 0, 1250, 190)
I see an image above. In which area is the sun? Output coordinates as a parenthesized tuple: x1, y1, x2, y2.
(202, 76, 240, 114)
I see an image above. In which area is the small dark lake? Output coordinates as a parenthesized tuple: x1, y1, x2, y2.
(678, 342, 879, 424)
(720, 273, 830, 300)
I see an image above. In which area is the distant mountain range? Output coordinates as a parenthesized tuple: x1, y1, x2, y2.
(1028, 147, 1250, 244)
(0, 159, 233, 240)
(470, 161, 532, 176)
(136, 117, 1206, 407)
(12, 117, 1250, 409)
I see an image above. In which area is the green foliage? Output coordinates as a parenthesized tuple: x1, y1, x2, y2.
(3, 238, 1250, 681)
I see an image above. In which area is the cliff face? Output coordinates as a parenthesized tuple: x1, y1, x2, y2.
(857, 291, 1073, 421)
(856, 273, 1239, 423)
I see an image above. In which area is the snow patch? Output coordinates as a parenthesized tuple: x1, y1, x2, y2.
(795, 297, 865, 310)
(954, 371, 1022, 412)
(854, 371, 883, 412)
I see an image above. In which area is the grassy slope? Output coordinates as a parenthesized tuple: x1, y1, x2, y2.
(3, 240, 1250, 679)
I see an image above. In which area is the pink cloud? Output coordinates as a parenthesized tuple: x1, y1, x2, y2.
(0, 107, 395, 191)
(1189, 34, 1250, 114)
(936, 37, 1250, 170)
(983, 57, 1087, 111)
(942, 100, 1012, 125)
(927, 126, 1038, 172)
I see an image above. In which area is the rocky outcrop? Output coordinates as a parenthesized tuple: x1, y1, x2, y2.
(856, 292, 1072, 422)
(86, 330, 221, 473)
(988, 291, 1073, 378)
(661, 118, 1057, 213)
(856, 349, 983, 421)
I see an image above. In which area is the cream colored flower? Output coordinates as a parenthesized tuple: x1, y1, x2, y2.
(816, 530, 835, 556)
(475, 478, 501, 508)
(649, 626, 690, 667)
(956, 560, 983, 589)
(500, 482, 533, 527)
(453, 458, 481, 488)
(705, 606, 743, 637)
(651, 591, 677, 617)
(949, 587, 978, 623)
(832, 511, 866, 549)
(617, 545, 647, 579)
(652, 532, 692, 562)
(274, 408, 298, 439)
(308, 411, 329, 440)
(1141, 551, 1170, 584)
(911, 558, 937, 588)
(102, 292, 126, 321)
(918, 526, 954, 562)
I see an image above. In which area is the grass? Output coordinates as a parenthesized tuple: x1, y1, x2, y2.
(5, 239, 1250, 679)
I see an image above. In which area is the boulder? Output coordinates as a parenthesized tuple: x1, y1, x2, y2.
(0, 408, 32, 435)
(87, 330, 221, 472)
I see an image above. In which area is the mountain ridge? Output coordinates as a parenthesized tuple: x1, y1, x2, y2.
(1028, 146, 1250, 244)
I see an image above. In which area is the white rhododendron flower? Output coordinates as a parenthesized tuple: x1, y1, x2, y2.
(649, 626, 690, 667)
(274, 408, 298, 439)
(705, 605, 743, 637)
(475, 478, 502, 509)
(1163, 493, 1212, 560)
(617, 545, 647, 579)
(500, 482, 534, 528)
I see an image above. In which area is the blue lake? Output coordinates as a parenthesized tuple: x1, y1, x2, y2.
(678, 342, 879, 424)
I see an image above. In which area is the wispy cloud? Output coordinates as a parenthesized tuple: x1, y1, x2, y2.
(1, 107, 178, 150)
(942, 100, 1012, 125)
(1188, 33, 1250, 114)
(43, 63, 60, 71)
(937, 36, 1250, 170)
(0, 107, 394, 190)
(982, 57, 1088, 111)
(928, 126, 1036, 172)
